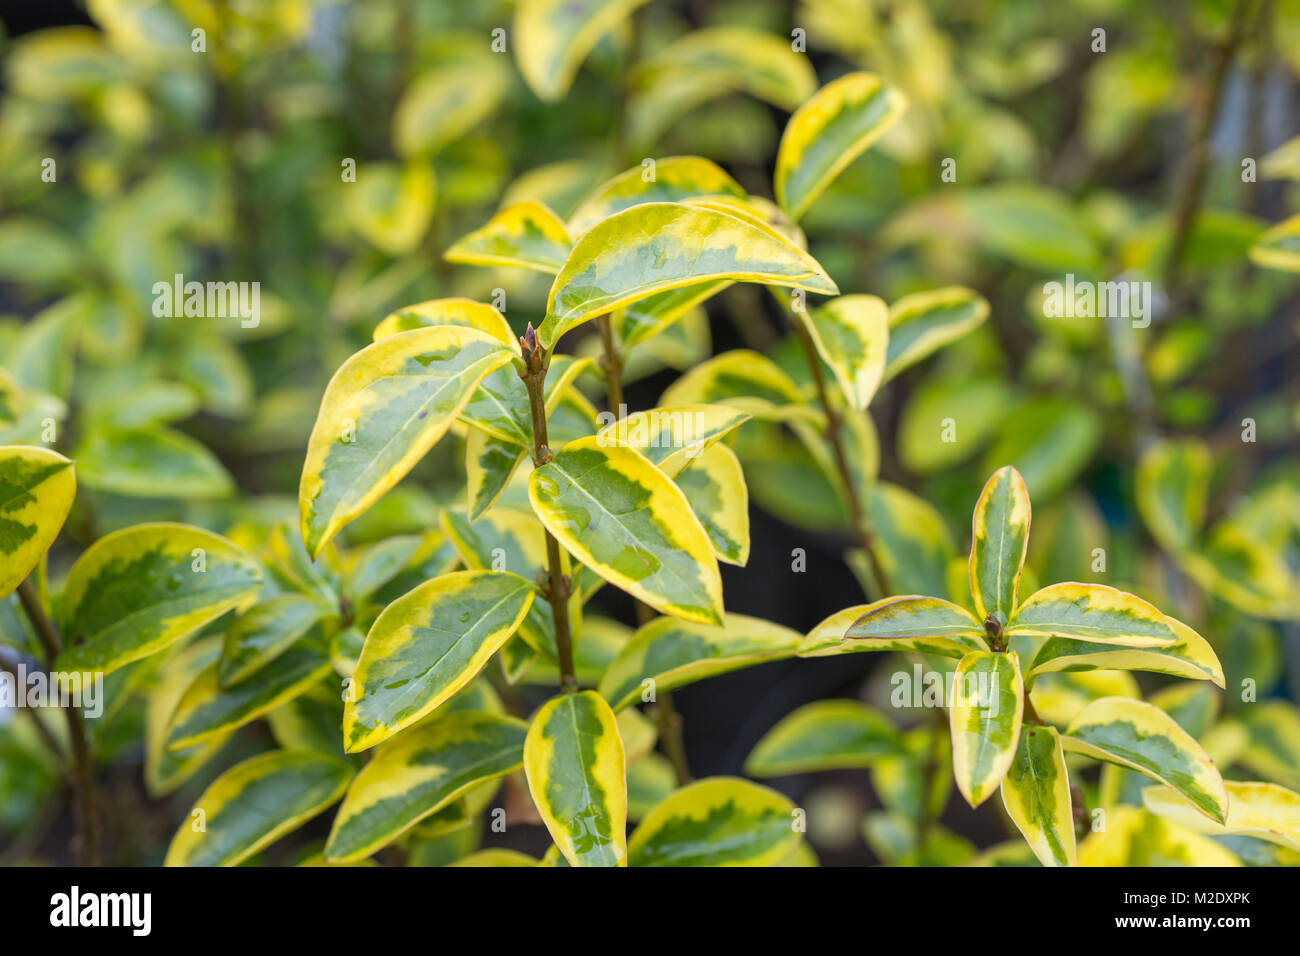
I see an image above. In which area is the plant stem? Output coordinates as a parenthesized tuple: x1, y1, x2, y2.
(518, 332, 578, 694)
(1164, 0, 1254, 299)
(16, 579, 100, 866)
(790, 318, 892, 597)
(601, 314, 692, 784)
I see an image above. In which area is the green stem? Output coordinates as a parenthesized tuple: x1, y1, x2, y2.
(16, 579, 100, 866)
(790, 318, 892, 597)
(519, 331, 578, 694)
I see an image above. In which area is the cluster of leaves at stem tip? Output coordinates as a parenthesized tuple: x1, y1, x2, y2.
(5, 0, 1300, 871)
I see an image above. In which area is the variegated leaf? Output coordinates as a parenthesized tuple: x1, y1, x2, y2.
(529, 436, 722, 624)
(745, 700, 902, 776)
(524, 690, 627, 867)
(514, 0, 652, 102)
(219, 594, 334, 687)
(299, 326, 516, 557)
(837, 597, 987, 657)
(969, 465, 1031, 625)
(145, 637, 230, 797)
(568, 156, 747, 237)
(371, 298, 516, 349)
(675, 442, 750, 566)
(165, 643, 332, 751)
(1007, 582, 1179, 648)
(343, 570, 534, 752)
(1000, 724, 1076, 866)
(950, 650, 1024, 807)
(446, 200, 572, 273)
(164, 750, 353, 867)
(1064, 696, 1228, 824)
(595, 403, 750, 478)
(775, 72, 907, 222)
(1027, 616, 1224, 686)
(0, 445, 75, 600)
(615, 281, 732, 350)
(55, 523, 262, 676)
(1142, 780, 1300, 851)
(797, 295, 889, 411)
(465, 428, 526, 522)
(659, 349, 813, 421)
(883, 287, 990, 382)
(459, 354, 592, 447)
(1238, 701, 1300, 789)
(325, 710, 527, 862)
(628, 777, 799, 866)
(539, 203, 836, 348)
(1078, 804, 1241, 866)
(599, 613, 802, 711)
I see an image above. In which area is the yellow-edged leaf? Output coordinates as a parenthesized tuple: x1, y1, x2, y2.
(775, 72, 907, 222)
(524, 690, 627, 866)
(1027, 616, 1224, 687)
(0, 445, 75, 600)
(1000, 724, 1076, 866)
(371, 298, 517, 349)
(599, 613, 801, 711)
(628, 777, 799, 866)
(568, 156, 747, 237)
(950, 649, 1024, 807)
(446, 200, 572, 273)
(835, 597, 988, 657)
(883, 287, 990, 382)
(529, 436, 722, 624)
(1064, 696, 1228, 824)
(675, 442, 750, 566)
(969, 465, 1031, 625)
(1143, 780, 1300, 852)
(1249, 212, 1300, 272)
(595, 403, 750, 478)
(325, 711, 527, 862)
(342, 570, 534, 752)
(539, 203, 836, 349)
(55, 523, 262, 676)
(514, 0, 651, 102)
(299, 326, 516, 557)
(745, 700, 902, 776)
(797, 295, 888, 411)
(164, 750, 352, 867)
(1007, 582, 1180, 648)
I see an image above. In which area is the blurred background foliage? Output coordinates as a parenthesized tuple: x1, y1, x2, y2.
(0, 0, 1298, 865)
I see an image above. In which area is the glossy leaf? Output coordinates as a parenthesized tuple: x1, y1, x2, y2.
(950, 649, 1024, 807)
(1000, 724, 1076, 866)
(539, 203, 836, 348)
(1007, 582, 1179, 648)
(325, 711, 527, 862)
(56, 524, 262, 676)
(164, 750, 352, 867)
(524, 690, 627, 867)
(660, 349, 813, 421)
(371, 298, 516, 349)
(568, 156, 747, 237)
(745, 700, 902, 776)
(145, 637, 230, 797)
(514, 0, 652, 102)
(1027, 616, 1224, 686)
(74, 425, 233, 499)
(599, 613, 802, 711)
(840, 597, 987, 657)
(459, 353, 592, 447)
(798, 295, 888, 411)
(1142, 781, 1300, 852)
(674, 443, 750, 566)
(219, 594, 333, 687)
(969, 465, 1031, 624)
(529, 436, 722, 624)
(165, 643, 332, 751)
(595, 403, 750, 478)
(883, 287, 990, 382)
(775, 72, 907, 221)
(343, 570, 533, 752)
(446, 200, 572, 273)
(628, 777, 799, 867)
(0, 445, 74, 600)
(1064, 696, 1228, 824)
(465, 428, 526, 522)
(299, 326, 516, 556)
